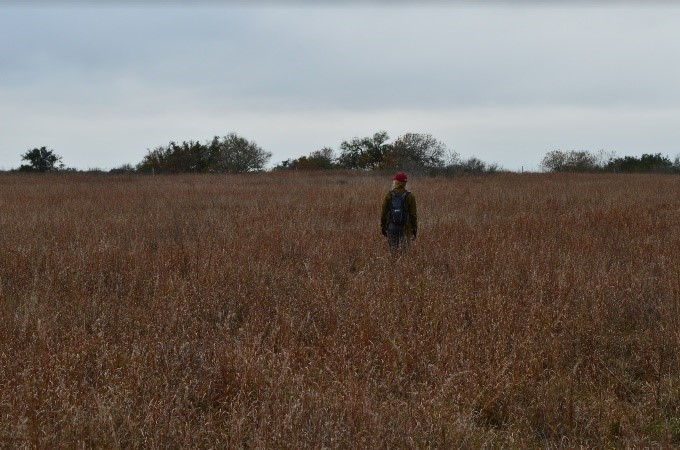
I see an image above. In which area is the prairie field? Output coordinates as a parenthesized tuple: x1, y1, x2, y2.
(1, 171, 679, 449)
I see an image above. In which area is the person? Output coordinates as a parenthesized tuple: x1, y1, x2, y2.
(381, 171, 417, 251)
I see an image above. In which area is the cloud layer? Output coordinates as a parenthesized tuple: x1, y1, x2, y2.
(2, 5, 679, 170)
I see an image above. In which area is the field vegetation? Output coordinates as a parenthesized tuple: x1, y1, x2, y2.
(1, 172, 679, 448)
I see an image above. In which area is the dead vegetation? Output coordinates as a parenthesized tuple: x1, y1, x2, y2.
(1, 171, 679, 448)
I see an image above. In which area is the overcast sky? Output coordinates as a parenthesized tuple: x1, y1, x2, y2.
(1, 3, 679, 171)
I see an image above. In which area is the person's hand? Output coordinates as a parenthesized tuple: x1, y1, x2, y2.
(381, 228, 387, 237)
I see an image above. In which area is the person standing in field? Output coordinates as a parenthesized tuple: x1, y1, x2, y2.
(381, 171, 417, 251)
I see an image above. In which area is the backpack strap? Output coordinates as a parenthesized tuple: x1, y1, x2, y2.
(390, 191, 403, 206)
(399, 191, 409, 211)
(389, 190, 408, 199)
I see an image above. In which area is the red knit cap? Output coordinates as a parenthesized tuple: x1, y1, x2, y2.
(392, 172, 407, 182)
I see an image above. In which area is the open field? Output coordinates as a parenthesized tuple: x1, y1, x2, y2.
(1, 171, 679, 448)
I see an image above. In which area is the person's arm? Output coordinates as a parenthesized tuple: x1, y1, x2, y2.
(381, 192, 390, 234)
(408, 194, 418, 237)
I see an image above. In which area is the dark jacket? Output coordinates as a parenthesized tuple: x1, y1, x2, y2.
(381, 188, 417, 236)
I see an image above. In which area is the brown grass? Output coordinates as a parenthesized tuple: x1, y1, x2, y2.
(1, 171, 679, 448)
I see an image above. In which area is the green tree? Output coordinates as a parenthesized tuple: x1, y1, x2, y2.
(540, 150, 599, 172)
(138, 133, 270, 173)
(301, 148, 336, 170)
(109, 163, 136, 174)
(337, 131, 390, 170)
(273, 158, 299, 171)
(605, 153, 674, 173)
(19, 147, 63, 172)
(305, 147, 336, 170)
(273, 147, 337, 171)
(137, 141, 207, 173)
(460, 156, 500, 174)
(137, 145, 167, 173)
(382, 133, 447, 173)
(433, 151, 500, 176)
(540, 150, 567, 172)
(210, 133, 271, 173)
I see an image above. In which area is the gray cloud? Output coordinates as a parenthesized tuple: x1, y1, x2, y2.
(2, 4, 680, 170)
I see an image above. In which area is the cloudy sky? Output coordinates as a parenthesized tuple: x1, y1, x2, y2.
(1, 2, 679, 171)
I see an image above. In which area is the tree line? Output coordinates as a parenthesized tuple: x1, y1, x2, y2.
(12, 131, 500, 175)
(135, 133, 271, 174)
(11, 132, 680, 175)
(540, 150, 680, 174)
(269, 131, 500, 175)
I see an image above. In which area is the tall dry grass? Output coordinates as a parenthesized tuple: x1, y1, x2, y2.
(1, 171, 679, 448)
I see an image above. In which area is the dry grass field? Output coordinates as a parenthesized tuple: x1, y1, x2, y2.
(1, 171, 679, 448)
